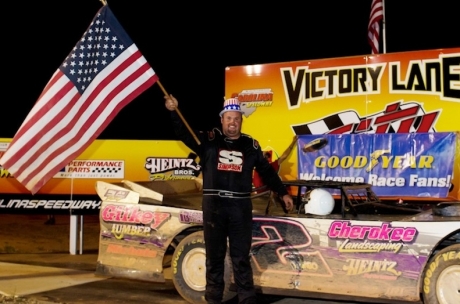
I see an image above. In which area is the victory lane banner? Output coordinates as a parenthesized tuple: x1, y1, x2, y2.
(297, 133, 456, 198)
(225, 48, 460, 199)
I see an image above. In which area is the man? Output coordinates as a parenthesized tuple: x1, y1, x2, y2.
(165, 95, 293, 304)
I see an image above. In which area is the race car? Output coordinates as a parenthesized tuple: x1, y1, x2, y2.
(94, 179, 460, 304)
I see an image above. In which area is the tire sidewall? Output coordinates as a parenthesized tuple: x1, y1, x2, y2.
(171, 231, 235, 304)
(422, 244, 460, 304)
(172, 231, 207, 304)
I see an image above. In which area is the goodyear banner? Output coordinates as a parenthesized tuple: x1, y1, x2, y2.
(225, 48, 460, 200)
(297, 133, 456, 198)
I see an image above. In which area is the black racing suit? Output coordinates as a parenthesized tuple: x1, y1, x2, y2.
(171, 111, 288, 303)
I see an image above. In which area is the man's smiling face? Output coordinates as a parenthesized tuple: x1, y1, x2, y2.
(221, 111, 242, 139)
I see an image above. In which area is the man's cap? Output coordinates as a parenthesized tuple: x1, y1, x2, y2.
(219, 98, 244, 117)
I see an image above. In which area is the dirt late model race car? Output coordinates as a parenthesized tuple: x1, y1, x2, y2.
(94, 179, 460, 304)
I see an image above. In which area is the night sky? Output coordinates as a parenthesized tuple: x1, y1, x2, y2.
(5, 0, 459, 140)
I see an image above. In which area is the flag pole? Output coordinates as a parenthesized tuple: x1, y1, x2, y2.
(382, 0, 387, 53)
(157, 81, 201, 145)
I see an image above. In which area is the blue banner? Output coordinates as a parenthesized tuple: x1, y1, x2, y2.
(297, 133, 456, 198)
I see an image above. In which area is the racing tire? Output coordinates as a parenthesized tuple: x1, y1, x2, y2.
(171, 231, 235, 304)
(422, 244, 460, 304)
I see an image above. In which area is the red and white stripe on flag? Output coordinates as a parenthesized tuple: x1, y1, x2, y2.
(368, 0, 384, 54)
(0, 6, 158, 194)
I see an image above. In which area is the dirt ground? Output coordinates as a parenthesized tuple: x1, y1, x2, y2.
(0, 214, 100, 254)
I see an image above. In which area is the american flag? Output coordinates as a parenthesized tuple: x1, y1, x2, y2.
(368, 0, 384, 54)
(0, 5, 158, 194)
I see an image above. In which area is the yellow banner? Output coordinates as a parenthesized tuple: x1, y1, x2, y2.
(0, 139, 198, 195)
(225, 48, 460, 199)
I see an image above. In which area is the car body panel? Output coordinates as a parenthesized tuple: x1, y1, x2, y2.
(95, 180, 460, 303)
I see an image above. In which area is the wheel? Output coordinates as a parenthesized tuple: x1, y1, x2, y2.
(422, 244, 460, 304)
(171, 231, 235, 304)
